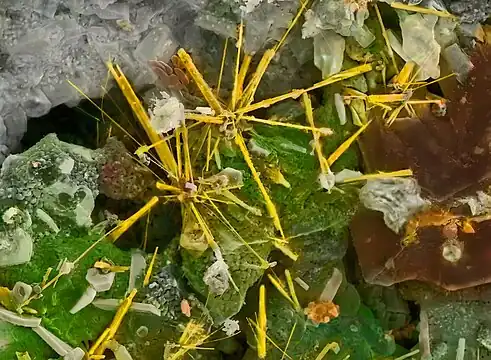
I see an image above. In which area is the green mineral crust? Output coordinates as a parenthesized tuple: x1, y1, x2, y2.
(0, 135, 134, 358)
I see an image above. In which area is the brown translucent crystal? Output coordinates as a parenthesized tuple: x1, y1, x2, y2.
(352, 47, 491, 291)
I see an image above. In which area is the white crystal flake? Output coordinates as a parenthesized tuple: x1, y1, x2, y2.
(149, 91, 185, 134)
(222, 319, 240, 336)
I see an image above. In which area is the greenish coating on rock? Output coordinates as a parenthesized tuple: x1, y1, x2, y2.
(0, 322, 53, 360)
(0, 133, 100, 216)
(254, 91, 360, 284)
(358, 284, 410, 331)
(240, 92, 395, 359)
(0, 232, 131, 359)
(258, 292, 395, 360)
(181, 207, 274, 323)
(0, 134, 134, 358)
(0, 134, 105, 268)
(181, 88, 363, 325)
(0, 133, 99, 269)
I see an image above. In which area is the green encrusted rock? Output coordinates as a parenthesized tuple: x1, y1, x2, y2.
(251, 90, 361, 288)
(181, 205, 274, 323)
(419, 300, 491, 360)
(181, 81, 365, 345)
(0, 134, 134, 359)
(0, 322, 53, 360)
(253, 292, 395, 360)
(240, 91, 395, 359)
(0, 231, 131, 359)
(0, 133, 100, 223)
(357, 284, 410, 331)
(0, 134, 103, 268)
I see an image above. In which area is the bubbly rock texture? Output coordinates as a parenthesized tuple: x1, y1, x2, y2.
(443, 0, 491, 23)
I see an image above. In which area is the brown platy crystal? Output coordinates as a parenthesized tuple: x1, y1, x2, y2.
(352, 47, 491, 291)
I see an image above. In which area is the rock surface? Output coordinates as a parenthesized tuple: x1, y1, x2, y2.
(443, 0, 491, 23)
(0, 0, 316, 164)
(0, 0, 194, 161)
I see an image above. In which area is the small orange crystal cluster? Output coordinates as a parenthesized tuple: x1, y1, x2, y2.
(305, 301, 340, 325)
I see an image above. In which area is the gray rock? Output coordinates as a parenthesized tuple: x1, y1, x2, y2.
(133, 25, 178, 64)
(195, 12, 236, 40)
(442, 43, 474, 83)
(0, 0, 198, 161)
(21, 88, 52, 117)
(443, 0, 491, 23)
(0, 0, 316, 165)
(303, 0, 370, 38)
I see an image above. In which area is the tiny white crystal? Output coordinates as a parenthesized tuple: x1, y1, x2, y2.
(148, 91, 185, 134)
(2, 207, 21, 225)
(222, 319, 240, 336)
(318, 171, 336, 192)
(195, 107, 214, 115)
(58, 259, 75, 275)
(203, 248, 230, 296)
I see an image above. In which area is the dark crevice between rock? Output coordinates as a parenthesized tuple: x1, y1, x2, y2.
(21, 102, 99, 151)
(95, 196, 182, 253)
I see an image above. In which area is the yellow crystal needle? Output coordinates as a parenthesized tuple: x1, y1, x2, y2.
(303, 93, 330, 174)
(177, 48, 224, 115)
(143, 247, 159, 286)
(391, 2, 458, 18)
(237, 55, 252, 99)
(239, 49, 276, 107)
(216, 38, 229, 96)
(284, 269, 301, 311)
(268, 274, 295, 307)
(110, 196, 159, 242)
(106, 62, 177, 176)
(237, 64, 373, 114)
(327, 120, 372, 167)
(185, 113, 224, 124)
(235, 133, 285, 238)
(258, 285, 267, 359)
(231, 22, 244, 110)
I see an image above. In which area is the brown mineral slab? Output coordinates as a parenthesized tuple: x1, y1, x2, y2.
(351, 208, 491, 290)
(352, 47, 491, 290)
(359, 47, 491, 201)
